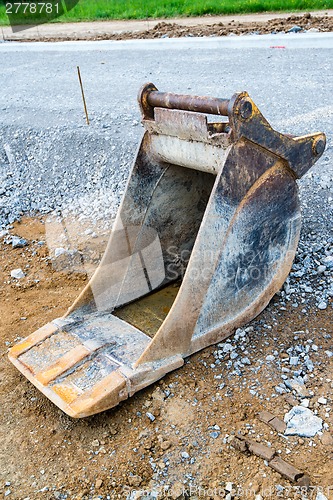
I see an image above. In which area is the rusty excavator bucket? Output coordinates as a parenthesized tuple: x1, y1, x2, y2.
(9, 84, 326, 417)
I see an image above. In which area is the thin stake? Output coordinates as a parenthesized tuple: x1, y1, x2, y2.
(77, 66, 90, 125)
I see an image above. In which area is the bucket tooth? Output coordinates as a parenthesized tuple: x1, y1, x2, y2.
(9, 83, 326, 417)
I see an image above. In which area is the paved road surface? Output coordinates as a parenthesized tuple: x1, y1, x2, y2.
(0, 34, 332, 228)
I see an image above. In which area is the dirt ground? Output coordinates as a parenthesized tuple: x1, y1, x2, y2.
(6, 12, 333, 42)
(97, 13, 333, 42)
(0, 217, 332, 499)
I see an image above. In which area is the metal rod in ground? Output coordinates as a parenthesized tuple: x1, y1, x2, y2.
(77, 66, 90, 125)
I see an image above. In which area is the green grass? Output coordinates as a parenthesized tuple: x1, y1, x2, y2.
(0, 0, 332, 25)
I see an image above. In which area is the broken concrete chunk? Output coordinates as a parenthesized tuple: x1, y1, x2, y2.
(285, 378, 308, 398)
(10, 268, 25, 279)
(284, 406, 322, 437)
(11, 236, 28, 248)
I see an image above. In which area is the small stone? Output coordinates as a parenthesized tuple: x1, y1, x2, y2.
(11, 268, 25, 279)
(284, 406, 322, 437)
(225, 482, 233, 492)
(160, 440, 171, 450)
(288, 25, 302, 33)
(285, 395, 298, 406)
(323, 256, 333, 269)
(289, 356, 299, 366)
(223, 343, 234, 353)
(95, 479, 103, 489)
(266, 355, 275, 362)
(316, 492, 329, 500)
(170, 481, 185, 499)
(285, 378, 308, 398)
(11, 236, 28, 248)
(181, 451, 190, 459)
(91, 439, 100, 447)
(318, 301, 327, 310)
(54, 247, 68, 257)
(318, 397, 327, 405)
(128, 475, 142, 487)
(325, 351, 333, 358)
(320, 432, 333, 446)
(305, 358, 314, 372)
(151, 387, 166, 402)
(146, 412, 155, 422)
(210, 431, 220, 439)
(275, 386, 286, 395)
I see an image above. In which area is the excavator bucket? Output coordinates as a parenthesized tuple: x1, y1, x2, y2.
(9, 84, 326, 417)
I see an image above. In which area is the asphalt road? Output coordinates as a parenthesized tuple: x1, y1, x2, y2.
(0, 33, 332, 130)
(0, 33, 332, 229)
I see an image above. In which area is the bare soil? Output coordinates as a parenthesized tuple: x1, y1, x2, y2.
(102, 13, 333, 41)
(0, 217, 332, 499)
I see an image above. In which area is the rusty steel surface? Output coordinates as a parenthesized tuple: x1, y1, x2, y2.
(139, 82, 230, 120)
(9, 83, 326, 418)
(147, 90, 230, 117)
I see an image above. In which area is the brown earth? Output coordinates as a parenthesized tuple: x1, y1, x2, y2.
(0, 217, 332, 499)
(7, 13, 333, 43)
(99, 13, 333, 41)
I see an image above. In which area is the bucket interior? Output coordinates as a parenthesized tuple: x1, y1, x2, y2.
(110, 164, 216, 337)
